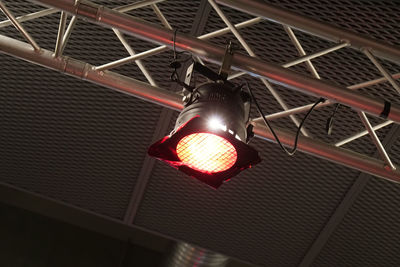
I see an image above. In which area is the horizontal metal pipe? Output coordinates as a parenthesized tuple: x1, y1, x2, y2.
(0, 34, 182, 111)
(252, 122, 400, 183)
(216, 0, 400, 65)
(251, 72, 400, 123)
(32, 0, 400, 124)
(227, 41, 348, 80)
(1, 34, 399, 184)
(95, 17, 262, 71)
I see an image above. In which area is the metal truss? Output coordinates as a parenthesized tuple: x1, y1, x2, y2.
(0, 0, 400, 183)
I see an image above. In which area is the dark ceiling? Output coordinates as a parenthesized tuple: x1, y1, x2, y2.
(0, 0, 399, 266)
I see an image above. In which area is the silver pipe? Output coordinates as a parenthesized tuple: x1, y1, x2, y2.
(164, 242, 228, 267)
(252, 122, 400, 183)
(1, 33, 399, 185)
(350, 72, 400, 90)
(95, 45, 167, 71)
(229, 41, 350, 79)
(0, 1, 40, 51)
(200, 17, 262, 39)
(60, 15, 77, 54)
(216, 0, 400, 65)
(150, 3, 207, 65)
(0, 34, 182, 111)
(113, 28, 157, 86)
(282, 41, 349, 68)
(31, 0, 400, 123)
(95, 17, 263, 71)
(259, 78, 311, 136)
(0, 8, 57, 28)
(229, 41, 348, 80)
(363, 48, 400, 95)
(251, 72, 400, 123)
(256, 25, 395, 161)
(208, 0, 255, 56)
(335, 120, 393, 147)
(283, 25, 320, 79)
(54, 11, 67, 57)
(151, 4, 172, 29)
(358, 111, 396, 170)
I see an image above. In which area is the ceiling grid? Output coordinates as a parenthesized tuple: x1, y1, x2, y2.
(299, 125, 400, 267)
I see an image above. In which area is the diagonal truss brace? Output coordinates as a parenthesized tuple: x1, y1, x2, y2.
(1, 34, 399, 184)
(208, 0, 311, 137)
(216, 0, 400, 65)
(282, 24, 395, 169)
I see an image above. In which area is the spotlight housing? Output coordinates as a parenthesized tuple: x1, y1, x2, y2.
(148, 82, 261, 188)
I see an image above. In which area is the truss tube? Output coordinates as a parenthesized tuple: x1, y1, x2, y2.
(31, 0, 400, 124)
(216, 0, 400, 65)
(335, 120, 393, 147)
(208, 0, 310, 137)
(0, 8, 57, 28)
(0, 0, 40, 51)
(252, 123, 400, 183)
(363, 48, 400, 95)
(283, 25, 320, 79)
(0, 35, 182, 111)
(358, 111, 396, 170)
(115, 0, 165, 13)
(281, 41, 349, 69)
(60, 15, 77, 54)
(252, 72, 400, 123)
(54, 11, 67, 57)
(1, 34, 399, 184)
(95, 17, 262, 71)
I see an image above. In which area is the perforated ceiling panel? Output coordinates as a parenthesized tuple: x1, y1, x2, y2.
(312, 145, 400, 267)
(0, 0, 399, 266)
(134, 1, 400, 266)
(310, 130, 400, 267)
(0, 55, 163, 219)
(135, 138, 359, 267)
(0, 0, 197, 219)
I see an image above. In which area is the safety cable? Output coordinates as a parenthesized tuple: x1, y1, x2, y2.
(246, 81, 324, 155)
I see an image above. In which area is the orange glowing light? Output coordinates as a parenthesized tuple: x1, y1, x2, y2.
(176, 133, 237, 173)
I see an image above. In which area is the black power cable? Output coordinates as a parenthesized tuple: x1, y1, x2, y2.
(326, 103, 340, 135)
(246, 81, 324, 156)
(168, 34, 324, 155)
(170, 28, 194, 91)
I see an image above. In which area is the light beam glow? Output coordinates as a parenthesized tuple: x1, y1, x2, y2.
(208, 117, 226, 131)
(176, 133, 237, 173)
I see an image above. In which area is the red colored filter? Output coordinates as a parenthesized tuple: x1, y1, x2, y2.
(176, 133, 237, 173)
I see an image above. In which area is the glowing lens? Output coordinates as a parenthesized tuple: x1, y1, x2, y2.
(176, 133, 237, 173)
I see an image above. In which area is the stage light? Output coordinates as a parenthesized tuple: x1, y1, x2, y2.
(148, 82, 260, 188)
